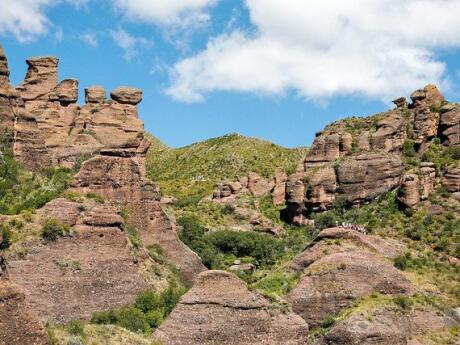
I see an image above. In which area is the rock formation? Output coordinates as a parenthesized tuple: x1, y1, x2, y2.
(6, 198, 157, 322)
(282, 84, 453, 222)
(439, 104, 460, 147)
(287, 227, 412, 328)
(154, 270, 309, 345)
(0, 46, 50, 170)
(213, 171, 280, 202)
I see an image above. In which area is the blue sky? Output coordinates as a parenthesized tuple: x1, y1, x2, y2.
(1, 0, 460, 148)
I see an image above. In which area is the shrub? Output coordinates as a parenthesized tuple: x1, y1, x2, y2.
(90, 310, 116, 325)
(127, 224, 141, 249)
(394, 254, 408, 271)
(393, 295, 413, 312)
(314, 211, 339, 230)
(402, 139, 416, 157)
(321, 315, 336, 328)
(114, 306, 150, 333)
(135, 290, 160, 313)
(85, 192, 104, 204)
(41, 218, 70, 241)
(0, 224, 12, 250)
(67, 320, 85, 337)
(145, 310, 164, 328)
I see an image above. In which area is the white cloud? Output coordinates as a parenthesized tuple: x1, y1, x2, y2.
(0, 0, 52, 42)
(0, 0, 92, 42)
(109, 28, 151, 61)
(113, 0, 218, 27)
(81, 32, 98, 47)
(167, 0, 460, 103)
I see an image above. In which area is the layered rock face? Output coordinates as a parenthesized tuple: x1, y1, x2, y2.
(154, 270, 309, 345)
(439, 104, 460, 147)
(283, 84, 454, 222)
(6, 199, 155, 322)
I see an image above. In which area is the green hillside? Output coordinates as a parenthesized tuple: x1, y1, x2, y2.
(146, 133, 308, 199)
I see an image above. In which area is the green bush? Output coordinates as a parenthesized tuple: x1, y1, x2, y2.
(67, 320, 85, 337)
(321, 315, 336, 328)
(393, 295, 413, 312)
(394, 254, 409, 271)
(41, 218, 70, 241)
(145, 310, 164, 328)
(114, 306, 150, 333)
(314, 211, 339, 230)
(0, 156, 73, 215)
(91, 282, 185, 334)
(85, 192, 104, 204)
(402, 139, 416, 157)
(135, 290, 160, 313)
(0, 224, 12, 250)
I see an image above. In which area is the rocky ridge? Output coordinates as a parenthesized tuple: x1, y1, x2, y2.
(283, 84, 460, 223)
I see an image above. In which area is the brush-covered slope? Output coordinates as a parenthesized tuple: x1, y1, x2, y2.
(146, 133, 307, 199)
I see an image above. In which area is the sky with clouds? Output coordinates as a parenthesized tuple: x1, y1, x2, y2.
(1, 0, 460, 147)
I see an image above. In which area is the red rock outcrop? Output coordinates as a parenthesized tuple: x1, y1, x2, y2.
(337, 153, 404, 204)
(0, 47, 50, 170)
(271, 168, 287, 205)
(154, 270, 309, 345)
(287, 250, 413, 328)
(371, 111, 406, 152)
(6, 199, 154, 322)
(305, 167, 337, 211)
(439, 104, 460, 147)
(0, 281, 50, 345)
(442, 166, 460, 193)
(398, 173, 421, 209)
(288, 227, 412, 328)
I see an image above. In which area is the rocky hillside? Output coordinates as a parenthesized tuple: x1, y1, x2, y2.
(0, 43, 459, 345)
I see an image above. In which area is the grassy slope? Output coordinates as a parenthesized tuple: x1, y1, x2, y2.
(146, 133, 308, 199)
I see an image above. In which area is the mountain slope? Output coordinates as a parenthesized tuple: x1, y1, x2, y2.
(146, 133, 307, 199)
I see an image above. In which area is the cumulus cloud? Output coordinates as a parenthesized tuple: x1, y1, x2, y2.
(0, 0, 52, 42)
(113, 0, 218, 27)
(0, 0, 91, 42)
(109, 28, 151, 61)
(167, 0, 460, 103)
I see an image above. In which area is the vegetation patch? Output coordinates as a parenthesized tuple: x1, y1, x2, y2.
(91, 281, 186, 335)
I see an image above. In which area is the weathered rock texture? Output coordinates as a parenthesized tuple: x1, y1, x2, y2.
(439, 104, 460, 146)
(154, 270, 309, 345)
(442, 166, 460, 193)
(6, 199, 155, 322)
(0, 280, 50, 345)
(287, 227, 412, 328)
(283, 84, 453, 223)
(0, 46, 50, 170)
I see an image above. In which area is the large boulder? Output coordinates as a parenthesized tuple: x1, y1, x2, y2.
(337, 153, 404, 204)
(111, 87, 142, 105)
(154, 270, 309, 345)
(287, 250, 413, 328)
(410, 84, 444, 110)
